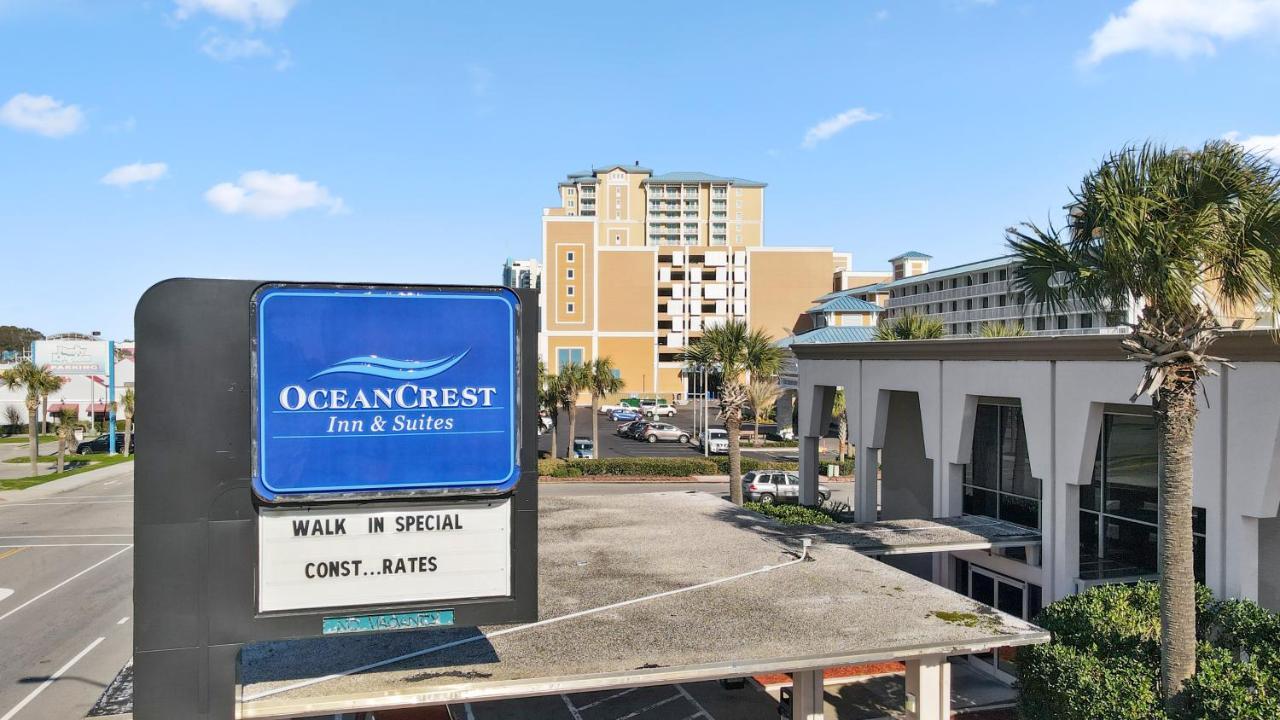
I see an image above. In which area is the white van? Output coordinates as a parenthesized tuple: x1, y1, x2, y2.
(701, 428, 729, 454)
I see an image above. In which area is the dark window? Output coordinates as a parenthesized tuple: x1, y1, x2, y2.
(966, 299, 974, 310)
(981, 297, 990, 309)
(998, 269, 1008, 281)
(1035, 317, 1046, 331)
(963, 404, 1041, 532)
(981, 272, 990, 284)
(951, 301, 958, 311)
(1079, 413, 1207, 582)
(1057, 315, 1069, 330)
(965, 322, 973, 333)
(955, 558, 971, 596)
(966, 276, 974, 287)
(1080, 314, 1093, 329)
(998, 295, 1007, 307)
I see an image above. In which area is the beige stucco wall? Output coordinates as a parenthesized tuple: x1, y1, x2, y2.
(597, 250, 656, 332)
(597, 336, 656, 395)
(748, 249, 840, 339)
(543, 219, 595, 333)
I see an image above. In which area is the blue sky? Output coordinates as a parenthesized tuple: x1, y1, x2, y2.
(3, 0, 1280, 339)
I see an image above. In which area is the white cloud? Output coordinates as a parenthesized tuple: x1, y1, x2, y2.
(101, 162, 169, 187)
(205, 171, 347, 219)
(801, 107, 881, 149)
(173, 0, 297, 28)
(0, 93, 85, 138)
(1082, 0, 1280, 66)
(1224, 131, 1280, 162)
(874, 9, 890, 21)
(200, 29, 291, 69)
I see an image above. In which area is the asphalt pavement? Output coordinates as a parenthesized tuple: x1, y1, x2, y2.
(0, 460, 134, 720)
(539, 406, 829, 462)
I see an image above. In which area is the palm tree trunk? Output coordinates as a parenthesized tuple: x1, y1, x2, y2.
(41, 395, 48, 435)
(549, 413, 558, 462)
(591, 396, 601, 459)
(57, 435, 65, 474)
(839, 416, 848, 462)
(727, 415, 743, 504)
(124, 418, 132, 455)
(1153, 370, 1198, 710)
(566, 405, 577, 459)
(26, 404, 38, 477)
(752, 416, 762, 448)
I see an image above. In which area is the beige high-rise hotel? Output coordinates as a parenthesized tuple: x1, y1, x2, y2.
(540, 162, 859, 400)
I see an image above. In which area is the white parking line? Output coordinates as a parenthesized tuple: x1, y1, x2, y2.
(0, 545, 133, 624)
(117, 616, 130, 625)
(0, 589, 11, 604)
(559, 694, 585, 720)
(0, 636, 105, 720)
(0, 543, 133, 548)
(0, 530, 132, 535)
(613, 693, 682, 720)
(675, 684, 715, 719)
(0, 501, 132, 508)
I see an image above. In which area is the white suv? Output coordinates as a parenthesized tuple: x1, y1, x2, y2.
(701, 428, 729, 454)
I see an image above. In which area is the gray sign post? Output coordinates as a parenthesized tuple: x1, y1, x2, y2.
(134, 279, 538, 720)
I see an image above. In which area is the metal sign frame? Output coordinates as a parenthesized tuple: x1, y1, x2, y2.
(134, 278, 538, 720)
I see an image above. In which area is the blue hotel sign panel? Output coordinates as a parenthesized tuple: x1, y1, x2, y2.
(254, 286, 520, 501)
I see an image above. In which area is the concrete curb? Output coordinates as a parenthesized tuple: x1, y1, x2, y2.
(0, 459, 134, 502)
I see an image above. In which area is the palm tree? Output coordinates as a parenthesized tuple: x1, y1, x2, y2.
(556, 362, 590, 459)
(54, 406, 80, 474)
(683, 320, 782, 504)
(832, 388, 849, 462)
(120, 388, 135, 455)
(1, 360, 61, 476)
(537, 361, 563, 459)
(38, 372, 65, 435)
(586, 358, 625, 458)
(745, 379, 781, 448)
(1007, 140, 1280, 710)
(977, 321, 1027, 337)
(873, 313, 945, 340)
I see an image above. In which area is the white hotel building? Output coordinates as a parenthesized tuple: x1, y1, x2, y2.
(791, 331, 1280, 681)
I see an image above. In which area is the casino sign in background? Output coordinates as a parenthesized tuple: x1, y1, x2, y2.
(254, 286, 520, 501)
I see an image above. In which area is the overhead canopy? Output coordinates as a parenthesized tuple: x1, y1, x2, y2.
(797, 516, 1042, 557)
(46, 403, 79, 413)
(235, 493, 1046, 719)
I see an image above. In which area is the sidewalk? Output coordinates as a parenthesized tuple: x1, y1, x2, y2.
(0, 457, 134, 501)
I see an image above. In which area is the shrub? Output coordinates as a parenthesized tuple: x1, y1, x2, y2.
(1179, 645, 1280, 720)
(537, 457, 719, 477)
(1019, 583, 1279, 720)
(742, 501, 841, 526)
(1017, 643, 1162, 720)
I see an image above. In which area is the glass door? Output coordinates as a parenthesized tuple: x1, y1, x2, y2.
(968, 565, 1027, 680)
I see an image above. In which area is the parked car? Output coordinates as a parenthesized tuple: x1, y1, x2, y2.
(571, 437, 595, 459)
(741, 471, 830, 505)
(617, 419, 647, 437)
(700, 428, 729, 454)
(623, 420, 653, 439)
(641, 399, 677, 417)
(76, 433, 135, 455)
(597, 403, 627, 415)
(608, 408, 642, 422)
(641, 423, 689, 444)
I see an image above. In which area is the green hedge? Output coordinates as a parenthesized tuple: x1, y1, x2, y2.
(537, 456, 855, 478)
(538, 457, 720, 477)
(742, 501, 842, 526)
(1018, 582, 1280, 720)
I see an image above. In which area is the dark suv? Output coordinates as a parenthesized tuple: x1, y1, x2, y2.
(76, 433, 135, 455)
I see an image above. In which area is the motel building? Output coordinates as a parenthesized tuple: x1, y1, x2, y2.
(790, 330, 1280, 682)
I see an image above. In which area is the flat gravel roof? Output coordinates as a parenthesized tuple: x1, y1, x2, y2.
(797, 515, 1043, 556)
(237, 492, 1047, 719)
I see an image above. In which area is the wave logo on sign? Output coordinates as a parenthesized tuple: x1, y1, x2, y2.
(307, 350, 471, 381)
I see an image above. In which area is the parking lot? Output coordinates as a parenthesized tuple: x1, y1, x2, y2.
(538, 405, 830, 461)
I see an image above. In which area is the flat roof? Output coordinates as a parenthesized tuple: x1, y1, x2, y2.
(796, 516, 1042, 556)
(235, 492, 1047, 719)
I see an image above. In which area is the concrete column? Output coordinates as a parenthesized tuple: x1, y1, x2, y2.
(776, 391, 795, 433)
(904, 654, 951, 720)
(799, 436, 822, 506)
(791, 669, 826, 719)
(855, 446, 879, 521)
(798, 384, 834, 507)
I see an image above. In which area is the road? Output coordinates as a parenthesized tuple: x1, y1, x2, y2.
(0, 460, 134, 720)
